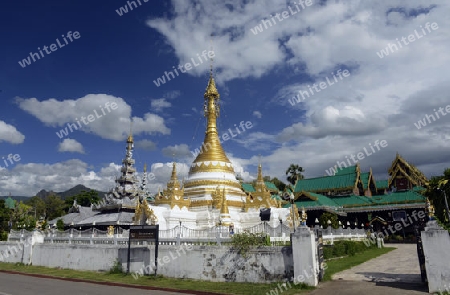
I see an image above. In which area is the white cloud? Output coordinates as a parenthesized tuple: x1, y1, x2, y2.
(253, 111, 262, 118)
(58, 138, 85, 154)
(161, 144, 192, 159)
(0, 160, 117, 196)
(143, 0, 450, 181)
(0, 121, 25, 144)
(135, 139, 157, 151)
(151, 98, 172, 112)
(17, 94, 170, 141)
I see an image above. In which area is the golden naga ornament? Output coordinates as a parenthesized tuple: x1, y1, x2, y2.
(287, 204, 300, 229)
(107, 225, 114, 237)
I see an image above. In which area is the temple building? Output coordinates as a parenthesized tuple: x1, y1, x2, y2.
(51, 132, 158, 229)
(287, 153, 428, 233)
(51, 72, 430, 234)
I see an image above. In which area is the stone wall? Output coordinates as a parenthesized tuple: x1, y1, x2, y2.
(121, 245, 293, 283)
(0, 241, 293, 283)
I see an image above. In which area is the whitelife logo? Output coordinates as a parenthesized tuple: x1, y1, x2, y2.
(191, 121, 253, 157)
(55, 102, 118, 139)
(18, 31, 81, 68)
(414, 104, 450, 130)
(115, 0, 149, 16)
(376, 22, 439, 59)
(288, 69, 350, 106)
(250, 0, 313, 35)
(325, 140, 388, 176)
(153, 50, 215, 87)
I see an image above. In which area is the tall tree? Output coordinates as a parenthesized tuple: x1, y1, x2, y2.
(285, 164, 305, 185)
(425, 168, 450, 224)
(65, 190, 100, 210)
(10, 201, 36, 230)
(261, 176, 286, 191)
(44, 195, 65, 220)
(25, 196, 46, 219)
(0, 200, 11, 240)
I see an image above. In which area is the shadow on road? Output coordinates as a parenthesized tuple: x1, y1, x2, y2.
(355, 272, 422, 284)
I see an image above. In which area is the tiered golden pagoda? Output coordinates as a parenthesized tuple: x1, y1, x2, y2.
(151, 69, 287, 229)
(154, 162, 190, 209)
(245, 163, 281, 210)
(179, 70, 248, 211)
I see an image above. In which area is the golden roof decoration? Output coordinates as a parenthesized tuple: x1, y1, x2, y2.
(204, 73, 219, 99)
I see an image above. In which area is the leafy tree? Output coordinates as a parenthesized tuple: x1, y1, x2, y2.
(319, 212, 339, 229)
(260, 176, 286, 191)
(10, 201, 36, 230)
(65, 190, 101, 210)
(25, 196, 46, 219)
(425, 168, 450, 224)
(0, 200, 11, 240)
(44, 195, 65, 220)
(56, 219, 65, 231)
(285, 164, 305, 185)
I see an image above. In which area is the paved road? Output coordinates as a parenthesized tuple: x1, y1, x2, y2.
(308, 244, 429, 295)
(0, 272, 195, 295)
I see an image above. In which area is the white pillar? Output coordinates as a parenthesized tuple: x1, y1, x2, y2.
(291, 227, 319, 286)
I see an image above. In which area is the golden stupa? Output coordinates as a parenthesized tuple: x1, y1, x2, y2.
(153, 70, 282, 228)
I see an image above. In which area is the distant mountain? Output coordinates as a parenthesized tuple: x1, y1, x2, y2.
(35, 184, 108, 200)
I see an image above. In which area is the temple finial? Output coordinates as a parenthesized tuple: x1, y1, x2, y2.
(127, 120, 134, 143)
(209, 36, 214, 78)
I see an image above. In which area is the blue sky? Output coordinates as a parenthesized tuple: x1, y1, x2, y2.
(1, 0, 449, 196)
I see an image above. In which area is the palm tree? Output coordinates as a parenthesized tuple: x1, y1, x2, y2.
(285, 164, 305, 185)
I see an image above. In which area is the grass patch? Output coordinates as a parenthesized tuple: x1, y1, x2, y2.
(323, 246, 395, 281)
(0, 262, 313, 295)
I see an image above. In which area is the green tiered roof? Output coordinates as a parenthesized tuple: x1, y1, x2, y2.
(334, 165, 358, 175)
(264, 181, 279, 192)
(330, 195, 373, 207)
(284, 191, 425, 214)
(241, 182, 279, 193)
(294, 173, 357, 193)
(360, 172, 370, 189)
(241, 183, 255, 193)
(371, 191, 425, 205)
(376, 180, 389, 189)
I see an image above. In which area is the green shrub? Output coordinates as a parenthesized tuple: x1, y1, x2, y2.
(231, 232, 269, 257)
(0, 231, 8, 241)
(324, 240, 375, 260)
(323, 246, 333, 259)
(109, 259, 124, 274)
(56, 219, 64, 231)
(332, 241, 346, 257)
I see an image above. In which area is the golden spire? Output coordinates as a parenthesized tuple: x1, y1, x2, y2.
(143, 163, 147, 173)
(191, 67, 231, 164)
(171, 162, 178, 180)
(204, 72, 219, 99)
(257, 162, 264, 183)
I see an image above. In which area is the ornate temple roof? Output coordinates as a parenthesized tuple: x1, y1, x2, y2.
(92, 132, 150, 212)
(293, 172, 360, 194)
(286, 190, 425, 214)
(388, 153, 428, 188)
(286, 154, 427, 213)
